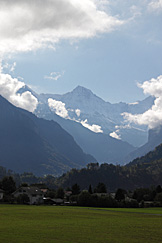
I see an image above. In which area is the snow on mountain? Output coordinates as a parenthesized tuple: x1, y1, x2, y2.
(12, 83, 155, 147)
(38, 86, 154, 147)
(1, 81, 158, 165)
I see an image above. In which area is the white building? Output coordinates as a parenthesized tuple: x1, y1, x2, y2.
(13, 186, 44, 205)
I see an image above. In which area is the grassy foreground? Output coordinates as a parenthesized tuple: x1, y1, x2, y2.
(0, 205, 162, 243)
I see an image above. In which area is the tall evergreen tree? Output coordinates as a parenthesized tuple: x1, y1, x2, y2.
(88, 184, 93, 194)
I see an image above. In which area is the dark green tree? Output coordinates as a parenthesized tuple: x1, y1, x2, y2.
(1, 176, 16, 194)
(156, 185, 162, 193)
(72, 183, 80, 195)
(78, 191, 92, 206)
(88, 184, 93, 194)
(94, 182, 107, 193)
(20, 183, 29, 187)
(115, 188, 125, 201)
(56, 187, 64, 199)
(133, 188, 150, 202)
(45, 190, 56, 199)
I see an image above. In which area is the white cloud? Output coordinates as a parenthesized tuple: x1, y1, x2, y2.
(138, 76, 162, 97)
(105, 1, 147, 18)
(123, 75, 162, 129)
(94, 0, 110, 10)
(81, 119, 103, 133)
(0, 0, 123, 56)
(109, 131, 121, 140)
(128, 101, 139, 105)
(10, 62, 17, 72)
(0, 71, 38, 112)
(148, 0, 162, 12)
(44, 71, 65, 81)
(48, 99, 102, 133)
(75, 109, 81, 117)
(115, 124, 131, 130)
(17, 76, 24, 81)
(2, 61, 17, 73)
(48, 98, 69, 118)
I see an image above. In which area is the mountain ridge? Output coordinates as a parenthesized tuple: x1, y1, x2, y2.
(4, 84, 159, 166)
(38, 85, 154, 147)
(0, 95, 95, 176)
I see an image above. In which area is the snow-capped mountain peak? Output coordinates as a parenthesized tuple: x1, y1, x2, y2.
(15, 84, 154, 147)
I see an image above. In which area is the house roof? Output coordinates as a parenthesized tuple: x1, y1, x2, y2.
(41, 189, 48, 193)
(13, 186, 43, 195)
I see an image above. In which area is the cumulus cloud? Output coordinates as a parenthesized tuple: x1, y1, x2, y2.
(44, 71, 65, 81)
(48, 99, 103, 133)
(109, 131, 121, 140)
(123, 75, 162, 129)
(0, 0, 123, 56)
(48, 98, 69, 118)
(0, 71, 38, 112)
(81, 119, 103, 133)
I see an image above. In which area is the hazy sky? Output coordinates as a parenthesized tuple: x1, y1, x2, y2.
(0, 0, 162, 103)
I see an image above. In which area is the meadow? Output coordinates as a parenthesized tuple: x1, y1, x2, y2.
(0, 205, 162, 243)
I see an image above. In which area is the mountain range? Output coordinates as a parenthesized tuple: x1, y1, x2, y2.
(1, 84, 162, 176)
(18, 84, 162, 166)
(0, 95, 94, 176)
(37, 86, 154, 147)
(33, 85, 162, 163)
(17, 84, 140, 164)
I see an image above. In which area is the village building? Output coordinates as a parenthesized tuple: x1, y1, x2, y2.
(13, 186, 44, 205)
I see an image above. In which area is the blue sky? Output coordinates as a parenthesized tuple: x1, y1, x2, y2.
(0, 0, 162, 103)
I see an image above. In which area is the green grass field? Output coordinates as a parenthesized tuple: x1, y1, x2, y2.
(0, 205, 162, 243)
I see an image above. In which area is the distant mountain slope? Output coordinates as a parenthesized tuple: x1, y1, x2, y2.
(0, 95, 95, 176)
(125, 126, 162, 163)
(35, 105, 135, 164)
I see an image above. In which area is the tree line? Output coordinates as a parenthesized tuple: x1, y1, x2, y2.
(1, 176, 162, 208)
